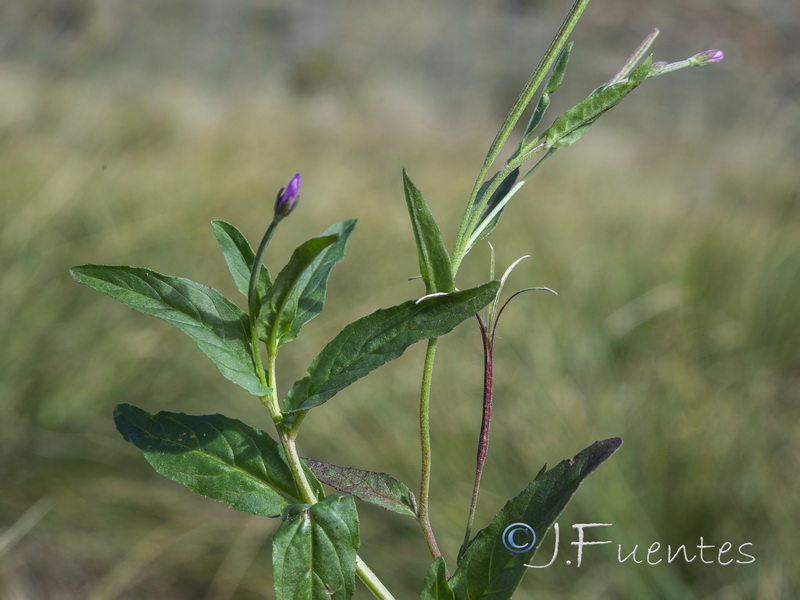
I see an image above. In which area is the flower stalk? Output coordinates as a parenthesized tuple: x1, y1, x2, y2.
(247, 175, 395, 600)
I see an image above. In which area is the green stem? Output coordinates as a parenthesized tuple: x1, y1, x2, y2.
(246, 230, 394, 600)
(413, 0, 591, 573)
(248, 219, 279, 326)
(413, 0, 591, 561)
(418, 337, 443, 560)
(462, 148, 557, 253)
(451, 0, 592, 269)
(451, 151, 536, 273)
(256, 349, 395, 598)
(265, 352, 317, 503)
(356, 557, 395, 600)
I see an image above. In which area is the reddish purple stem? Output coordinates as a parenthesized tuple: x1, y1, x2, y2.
(461, 315, 495, 558)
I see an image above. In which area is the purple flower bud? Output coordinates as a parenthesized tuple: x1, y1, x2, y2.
(689, 49, 725, 66)
(274, 173, 301, 220)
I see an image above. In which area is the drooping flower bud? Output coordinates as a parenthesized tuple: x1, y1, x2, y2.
(274, 173, 301, 221)
(689, 49, 725, 66)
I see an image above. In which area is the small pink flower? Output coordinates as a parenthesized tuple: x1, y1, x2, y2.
(689, 49, 725, 66)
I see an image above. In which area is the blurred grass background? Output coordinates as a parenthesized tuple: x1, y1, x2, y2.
(1, 0, 798, 598)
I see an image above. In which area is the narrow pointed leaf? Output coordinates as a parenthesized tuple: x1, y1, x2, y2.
(543, 56, 653, 149)
(403, 169, 454, 294)
(468, 168, 520, 246)
(69, 265, 269, 396)
(519, 42, 573, 149)
(273, 494, 359, 600)
(305, 459, 417, 517)
(258, 219, 356, 349)
(290, 219, 356, 342)
(451, 438, 622, 600)
(211, 219, 271, 298)
(284, 281, 500, 413)
(113, 403, 323, 517)
(421, 557, 456, 600)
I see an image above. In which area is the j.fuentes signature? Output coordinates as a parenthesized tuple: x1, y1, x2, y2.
(503, 523, 755, 567)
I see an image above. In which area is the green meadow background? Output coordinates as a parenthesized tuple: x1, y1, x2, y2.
(2, 0, 798, 598)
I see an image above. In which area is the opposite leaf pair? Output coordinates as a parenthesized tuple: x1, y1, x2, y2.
(71, 219, 498, 419)
(112, 400, 620, 600)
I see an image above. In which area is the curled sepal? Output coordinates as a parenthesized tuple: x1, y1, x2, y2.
(305, 459, 417, 517)
(113, 403, 323, 518)
(451, 438, 623, 600)
(273, 494, 360, 600)
(69, 265, 270, 396)
(211, 219, 272, 299)
(485, 254, 531, 325)
(420, 556, 455, 600)
(493, 286, 558, 333)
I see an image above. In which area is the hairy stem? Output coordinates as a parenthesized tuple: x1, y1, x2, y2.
(265, 354, 317, 503)
(418, 337, 443, 560)
(248, 219, 279, 325)
(258, 349, 395, 598)
(413, 0, 592, 573)
(451, 0, 592, 269)
(247, 236, 395, 600)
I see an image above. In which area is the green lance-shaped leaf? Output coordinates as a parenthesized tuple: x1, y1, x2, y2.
(258, 219, 357, 349)
(403, 169, 454, 294)
(305, 459, 417, 517)
(451, 438, 622, 600)
(273, 494, 359, 600)
(542, 56, 653, 150)
(211, 219, 272, 299)
(113, 403, 323, 518)
(421, 556, 456, 600)
(256, 219, 356, 348)
(517, 41, 573, 153)
(467, 168, 520, 247)
(69, 265, 269, 396)
(284, 280, 501, 414)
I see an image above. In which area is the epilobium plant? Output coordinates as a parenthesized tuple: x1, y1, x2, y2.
(70, 1, 721, 598)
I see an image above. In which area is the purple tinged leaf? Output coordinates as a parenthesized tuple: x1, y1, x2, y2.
(305, 459, 417, 517)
